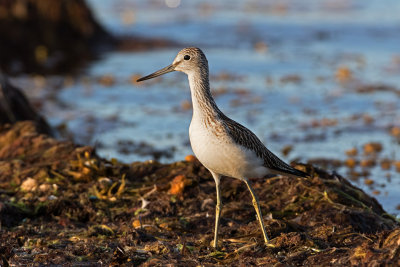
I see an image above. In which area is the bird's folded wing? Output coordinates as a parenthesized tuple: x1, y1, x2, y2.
(222, 115, 308, 178)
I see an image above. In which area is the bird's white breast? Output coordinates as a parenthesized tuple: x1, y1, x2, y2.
(189, 117, 269, 179)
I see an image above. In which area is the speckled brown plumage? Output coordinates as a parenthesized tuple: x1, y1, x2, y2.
(220, 114, 308, 178)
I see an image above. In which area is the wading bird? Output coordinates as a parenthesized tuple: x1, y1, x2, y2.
(137, 47, 308, 248)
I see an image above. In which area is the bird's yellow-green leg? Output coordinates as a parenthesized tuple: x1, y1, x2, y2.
(211, 172, 222, 249)
(243, 178, 270, 245)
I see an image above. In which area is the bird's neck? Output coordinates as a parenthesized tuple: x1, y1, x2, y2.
(188, 70, 221, 120)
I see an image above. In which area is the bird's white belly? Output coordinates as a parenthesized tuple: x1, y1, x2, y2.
(189, 122, 269, 179)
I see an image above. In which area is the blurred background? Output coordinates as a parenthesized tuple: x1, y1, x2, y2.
(1, 0, 400, 215)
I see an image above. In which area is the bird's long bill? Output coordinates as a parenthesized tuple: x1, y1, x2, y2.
(136, 64, 175, 82)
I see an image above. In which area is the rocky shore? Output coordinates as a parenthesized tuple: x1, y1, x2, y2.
(0, 121, 399, 265)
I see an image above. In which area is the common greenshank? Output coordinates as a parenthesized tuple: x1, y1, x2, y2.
(137, 47, 308, 248)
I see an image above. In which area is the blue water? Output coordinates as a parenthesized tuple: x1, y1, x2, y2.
(16, 0, 400, 215)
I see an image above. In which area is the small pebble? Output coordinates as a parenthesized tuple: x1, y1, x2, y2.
(48, 195, 57, 200)
(363, 114, 374, 124)
(98, 177, 113, 189)
(39, 183, 51, 192)
(363, 142, 383, 155)
(254, 41, 268, 54)
(335, 67, 352, 82)
(360, 159, 376, 168)
(364, 179, 374, 185)
(20, 177, 38, 192)
(132, 219, 141, 228)
(169, 175, 190, 195)
(380, 159, 392, 170)
(394, 161, 400, 173)
(345, 158, 357, 168)
(98, 74, 115, 86)
(345, 148, 358, 157)
(390, 126, 400, 137)
(372, 190, 380, 195)
(184, 155, 197, 162)
(281, 145, 293, 157)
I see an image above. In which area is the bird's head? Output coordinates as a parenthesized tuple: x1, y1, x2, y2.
(136, 47, 208, 82)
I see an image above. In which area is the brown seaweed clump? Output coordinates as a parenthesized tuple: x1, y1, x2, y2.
(0, 121, 399, 265)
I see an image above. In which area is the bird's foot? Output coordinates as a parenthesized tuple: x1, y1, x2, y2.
(265, 242, 276, 248)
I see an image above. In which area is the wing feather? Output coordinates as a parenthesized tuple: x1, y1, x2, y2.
(221, 115, 307, 178)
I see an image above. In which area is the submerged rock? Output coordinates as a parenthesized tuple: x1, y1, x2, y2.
(0, 121, 398, 265)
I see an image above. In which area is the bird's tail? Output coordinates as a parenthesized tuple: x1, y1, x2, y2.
(271, 165, 309, 179)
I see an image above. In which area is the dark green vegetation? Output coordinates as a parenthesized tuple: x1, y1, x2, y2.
(0, 122, 399, 266)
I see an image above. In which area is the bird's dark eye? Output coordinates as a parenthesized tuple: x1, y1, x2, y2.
(184, 55, 190, 60)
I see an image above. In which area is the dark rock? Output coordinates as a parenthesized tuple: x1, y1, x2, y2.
(0, 201, 29, 227)
(0, 74, 52, 135)
(0, 0, 115, 74)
